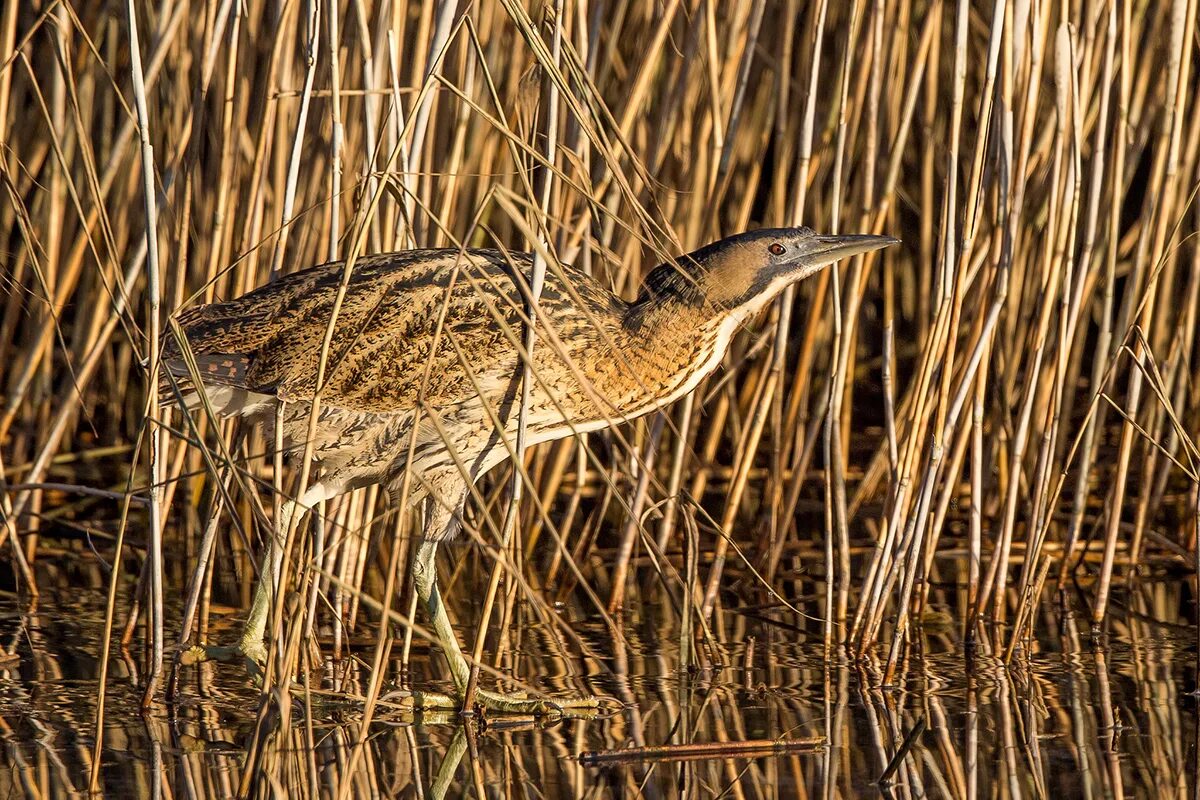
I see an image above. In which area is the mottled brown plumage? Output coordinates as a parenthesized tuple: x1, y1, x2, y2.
(166, 248, 721, 510)
(169, 227, 897, 713)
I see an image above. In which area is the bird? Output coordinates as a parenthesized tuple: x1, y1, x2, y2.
(162, 226, 898, 714)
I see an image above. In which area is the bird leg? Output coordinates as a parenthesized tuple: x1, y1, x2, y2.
(184, 482, 335, 670)
(410, 539, 598, 716)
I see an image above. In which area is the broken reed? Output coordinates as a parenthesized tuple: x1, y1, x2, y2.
(1, 0, 1198, 767)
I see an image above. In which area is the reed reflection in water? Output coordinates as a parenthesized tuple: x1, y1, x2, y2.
(0, 557, 1196, 798)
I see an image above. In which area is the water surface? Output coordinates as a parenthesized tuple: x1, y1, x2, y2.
(0, 556, 1195, 798)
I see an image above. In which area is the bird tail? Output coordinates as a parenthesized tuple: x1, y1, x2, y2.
(158, 353, 254, 411)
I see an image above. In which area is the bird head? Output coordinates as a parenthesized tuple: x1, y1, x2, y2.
(638, 227, 899, 316)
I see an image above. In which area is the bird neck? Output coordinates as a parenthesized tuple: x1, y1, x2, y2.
(588, 294, 743, 415)
(581, 258, 782, 416)
(633, 258, 712, 308)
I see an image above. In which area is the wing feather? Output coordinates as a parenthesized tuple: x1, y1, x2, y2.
(164, 249, 615, 416)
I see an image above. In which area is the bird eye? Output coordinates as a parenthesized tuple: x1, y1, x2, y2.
(769, 243, 786, 256)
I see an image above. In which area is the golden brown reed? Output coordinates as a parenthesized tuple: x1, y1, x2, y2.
(1, 0, 1199, 795)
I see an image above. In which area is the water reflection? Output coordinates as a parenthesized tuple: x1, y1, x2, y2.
(0, 576, 1197, 797)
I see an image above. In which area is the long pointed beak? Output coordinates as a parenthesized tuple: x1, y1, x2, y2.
(804, 233, 900, 265)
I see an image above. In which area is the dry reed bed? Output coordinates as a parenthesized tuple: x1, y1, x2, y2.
(0, 0, 1198, 794)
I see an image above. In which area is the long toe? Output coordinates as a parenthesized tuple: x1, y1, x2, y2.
(409, 689, 460, 711)
(472, 688, 601, 718)
(179, 640, 267, 682)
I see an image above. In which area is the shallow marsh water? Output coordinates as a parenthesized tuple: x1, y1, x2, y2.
(0, 556, 1197, 798)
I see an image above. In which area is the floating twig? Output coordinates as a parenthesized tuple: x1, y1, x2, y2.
(579, 737, 824, 766)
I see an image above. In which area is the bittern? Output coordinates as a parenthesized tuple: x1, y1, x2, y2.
(164, 226, 897, 713)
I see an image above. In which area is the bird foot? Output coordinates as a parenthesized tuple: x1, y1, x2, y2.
(179, 636, 267, 679)
(409, 687, 601, 718)
(470, 687, 601, 717)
